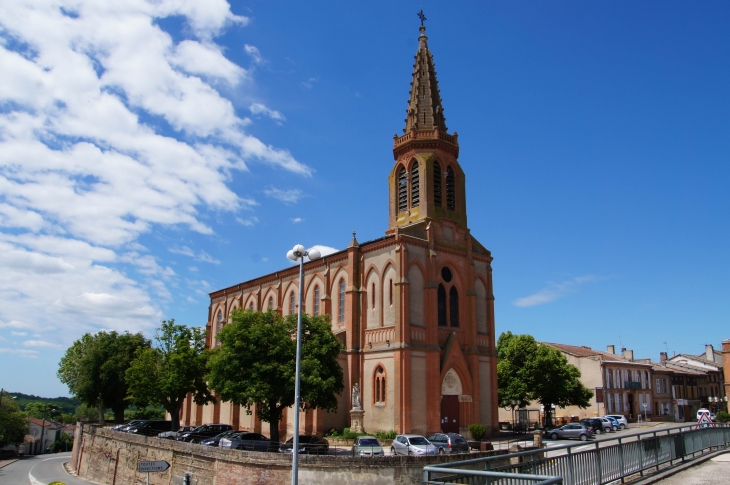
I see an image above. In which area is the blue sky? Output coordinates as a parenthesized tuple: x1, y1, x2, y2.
(1, 1, 728, 397)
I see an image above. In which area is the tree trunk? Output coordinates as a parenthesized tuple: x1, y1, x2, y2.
(269, 400, 280, 444)
(97, 403, 105, 423)
(113, 407, 125, 424)
(167, 402, 181, 430)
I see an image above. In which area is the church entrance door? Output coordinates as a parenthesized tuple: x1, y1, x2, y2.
(441, 395, 460, 433)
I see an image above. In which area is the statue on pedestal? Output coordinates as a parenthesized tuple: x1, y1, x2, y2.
(352, 383, 362, 410)
(349, 383, 364, 432)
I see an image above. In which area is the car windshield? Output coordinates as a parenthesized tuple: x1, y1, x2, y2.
(359, 439, 380, 446)
(191, 426, 207, 433)
(408, 437, 430, 445)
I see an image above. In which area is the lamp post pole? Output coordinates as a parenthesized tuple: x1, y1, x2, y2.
(286, 244, 321, 485)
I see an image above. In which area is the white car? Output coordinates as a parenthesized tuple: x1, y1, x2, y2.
(391, 434, 438, 456)
(605, 415, 628, 430)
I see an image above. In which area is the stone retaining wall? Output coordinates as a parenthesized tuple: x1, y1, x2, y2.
(70, 425, 508, 485)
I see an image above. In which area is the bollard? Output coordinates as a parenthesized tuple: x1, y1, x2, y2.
(183, 472, 191, 485)
(533, 430, 543, 448)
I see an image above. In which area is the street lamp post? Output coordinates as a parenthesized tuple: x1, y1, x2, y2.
(38, 405, 57, 454)
(286, 244, 321, 485)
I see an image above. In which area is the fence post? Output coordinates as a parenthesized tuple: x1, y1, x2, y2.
(595, 442, 602, 485)
(653, 432, 659, 471)
(567, 447, 575, 485)
(639, 433, 645, 477)
(618, 438, 626, 484)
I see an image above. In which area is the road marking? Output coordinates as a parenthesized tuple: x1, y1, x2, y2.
(29, 455, 73, 485)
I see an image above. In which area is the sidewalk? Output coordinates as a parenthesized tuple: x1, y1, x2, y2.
(0, 457, 19, 468)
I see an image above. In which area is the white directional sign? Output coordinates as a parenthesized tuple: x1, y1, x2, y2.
(138, 460, 170, 473)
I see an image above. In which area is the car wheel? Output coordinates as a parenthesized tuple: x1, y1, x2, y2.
(391, 447, 396, 456)
(620, 424, 626, 430)
(595, 428, 601, 435)
(438, 448, 445, 455)
(580, 434, 588, 442)
(550, 433, 558, 440)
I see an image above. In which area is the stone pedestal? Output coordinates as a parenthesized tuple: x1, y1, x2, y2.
(350, 408, 364, 433)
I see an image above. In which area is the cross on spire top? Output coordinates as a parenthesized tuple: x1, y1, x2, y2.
(417, 9, 427, 26)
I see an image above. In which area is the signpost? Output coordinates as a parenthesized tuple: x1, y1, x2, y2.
(138, 460, 170, 485)
(697, 413, 714, 429)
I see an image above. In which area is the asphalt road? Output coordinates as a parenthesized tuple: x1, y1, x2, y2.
(655, 453, 730, 484)
(0, 452, 90, 485)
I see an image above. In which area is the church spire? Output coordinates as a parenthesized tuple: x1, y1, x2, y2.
(404, 22, 448, 133)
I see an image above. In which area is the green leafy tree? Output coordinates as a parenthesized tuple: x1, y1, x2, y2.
(58, 331, 150, 423)
(497, 332, 593, 426)
(74, 404, 101, 421)
(0, 395, 29, 448)
(24, 402, 62, 421)
(126, 319, 215, 430)
(207, 310, 344, 444)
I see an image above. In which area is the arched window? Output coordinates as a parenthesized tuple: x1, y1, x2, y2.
(389, 279, 393, 306)
(338, 278, 345, 324)
(216, 310, 223, 346)
(289, 291, 295, 315)
(446, 166, 455, 210)
(371, 283, 376, 309)
(397, 167, 408, 213)
(449, 286, 459, 327)
(268, 296, 273, 310)
(249, 302, 254, 311)
(374, 366, 386, 404)
(314, 286, 320, 316)
(410, 162, 419, 208)
(433, 162, 442, 207)
(437, 284, 447, 327)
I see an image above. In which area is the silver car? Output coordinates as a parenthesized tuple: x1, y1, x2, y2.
(605, 414, 628, 429)
(390, 434, 438, 456)
(351, 436, 384, 457)
(546, 424, 592, 441)
(219, 432, 274, 452)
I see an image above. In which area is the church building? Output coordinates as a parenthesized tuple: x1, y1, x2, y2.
(180, 23, 499, 439)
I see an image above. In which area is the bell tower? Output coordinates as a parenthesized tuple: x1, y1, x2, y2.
(388, 23, 467, 232)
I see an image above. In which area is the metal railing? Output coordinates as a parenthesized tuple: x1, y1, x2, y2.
(424, 424, 730, 485)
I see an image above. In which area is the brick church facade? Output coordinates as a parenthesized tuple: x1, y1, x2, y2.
(180, 24, 499, 439)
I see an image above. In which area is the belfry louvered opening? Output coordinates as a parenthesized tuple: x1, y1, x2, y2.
(433, 162, 442, 207)
(446, 166, 455, 210)
(410, 162, 419, 208)
(397, 167, 408, 213)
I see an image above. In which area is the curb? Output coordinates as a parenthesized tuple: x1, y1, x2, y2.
(626, 449, 729, 485)
(0, 458, 18, 469)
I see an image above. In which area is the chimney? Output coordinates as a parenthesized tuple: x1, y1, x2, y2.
(706, 344, 714, 361)
(660, 352, 667, 362)
(607, 345, 615, 354)
(622, 348, 634, 361)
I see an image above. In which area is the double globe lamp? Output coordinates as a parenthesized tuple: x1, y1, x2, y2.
(285, 244, 321, 485)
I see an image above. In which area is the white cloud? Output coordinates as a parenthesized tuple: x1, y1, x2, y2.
(236, 216, 258, 226)
(10, 332, 27, 337)
(24, 340, 63, 349)
(244, 44, 263, 64)
(0, 348, 39, 358)
(513, 275, 600, 307)
(264, 187, 305, 204)
(302, 77, 318, 89)
(291, 217, 304, 223)
(169, 246, 196, 257)
(170, 40, 246, 85)
(169, 246, 219, 264)
(249, 103, 285, 122)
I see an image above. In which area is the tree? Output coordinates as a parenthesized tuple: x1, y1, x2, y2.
(24, 402, 62, 421)
(207, 310, 344, 444)
(497, 332, 593, 426)
(58, 331, 150, 423)
(0, 395, 29, 448)
(126, 319, 215, 430)
(74, 404, 100, 421)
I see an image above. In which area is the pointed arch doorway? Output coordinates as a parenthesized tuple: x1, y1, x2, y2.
(441, 369, 462, 433)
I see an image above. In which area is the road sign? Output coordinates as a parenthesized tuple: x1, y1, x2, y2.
(696, 413, 714, 429)
(138, 460, 170, 473)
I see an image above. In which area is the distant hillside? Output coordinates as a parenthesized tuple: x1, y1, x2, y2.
(7, 392, 81, 415)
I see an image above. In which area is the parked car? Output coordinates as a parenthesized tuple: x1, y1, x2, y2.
(127, 420, 173, 436)
(546, 424, 593, 441)
(158, 426, 194, 440)
(580, 419, 607, 435)
(112, 420, 146, 431)
(220, 432, 275, 452)
(598, 417, 616, 432)
(351, 436, 385, 457)
(177, 424, 233, 443)
(605, 415, 628, 429)
(200, 430, 239, 446)
(391, 435, 438, 456)
(426, 433, 469, 454)
(279, 435, 329, 455)
(603, 416, 620, 432)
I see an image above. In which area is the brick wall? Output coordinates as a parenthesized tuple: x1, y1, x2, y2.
(71, 424, 507, 485)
